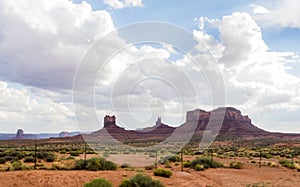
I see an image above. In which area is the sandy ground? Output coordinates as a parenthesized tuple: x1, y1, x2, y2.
(0, 164, 299, 187)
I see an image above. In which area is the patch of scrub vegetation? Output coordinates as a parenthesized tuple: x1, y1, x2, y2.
(23, 156, 35, 163)
(246, 182, 267, 187)
(145, 165, 155, 170)
(84, 178, 113, 187)
(120, 174, 165, 187)
(153, 168, 172, 178)
(159, 155, 180, 164)
(194, 164, 205, 171)
(10, 161, 30, 171)
(189, 157, 223, 170)
(0, 158, 6, 164)
(69, 150, 81, 157)
(229, 161, 243, 169)
(279, 159, 296, 169)
(120, 163, 131, 168)
(73, 157, 117, 171)
(36, 152, 56, 162)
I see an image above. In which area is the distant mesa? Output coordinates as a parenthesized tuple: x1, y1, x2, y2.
(58, 131, 81, 138)
(5, 129, 81, 140)
(14, 129, 35, 139)
(187, 107, 251, 124)
(187, 107, 256, 135)
(86, 107, 300, 144)
(15, 129, 24, 139)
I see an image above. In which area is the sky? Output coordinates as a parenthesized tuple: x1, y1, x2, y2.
(0, 0, 300, 133)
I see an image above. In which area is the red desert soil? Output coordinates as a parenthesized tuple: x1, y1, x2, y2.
(0, 165, 299, 187)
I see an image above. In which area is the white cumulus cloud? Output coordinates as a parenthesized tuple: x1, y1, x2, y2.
(251, 0, 300, 28)
(0, 0, 115, 90)
(250, 4, 270, 15)
(103, 0, 143, 9)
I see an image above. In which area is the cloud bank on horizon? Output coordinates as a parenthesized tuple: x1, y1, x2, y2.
(0, 0, 299, 133)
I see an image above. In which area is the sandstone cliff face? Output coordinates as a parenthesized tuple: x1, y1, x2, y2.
(221, 107, 251, 123)
(186, 107, 251, 124)
(185, 107, 267, 138)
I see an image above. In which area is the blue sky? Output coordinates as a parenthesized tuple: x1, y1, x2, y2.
(0, 0, 299, 133)
(77, 0, 300, 53)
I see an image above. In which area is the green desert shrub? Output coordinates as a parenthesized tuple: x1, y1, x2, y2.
(36, 152, 56, 162)
(229, 161, 243, 169)
(145, 165, 155, 170)
(60, 156, 75, 160)
(11, 161, 26, 171)
(23, 156, 35, 163)
(160, 155, 180, 163)
(0, 158, 6, 164)
(0, 152, 6, 158)
(120, 174, 164, 187)
(92, 157, 117, 171)
(194, 164, 205, 171)
(70, 151, 81, 157)
(45, 153, 56, 162)
(120, 163, 131, 168)
(36, 152, 47, 159)
(264, 153, 272, 159)
(279, 159, 292, 165)
(164, 161, 172, 168)
(279, 159, 296, 169)
(4, 156, 18, 162)
(16, 152, 26, 160)
(73, 159, 86, 170)
(153, 168, 172, 178)
(246, 182, 267, 187)
(84, 178, 112, 187)
(286, 164, 296, 169)
(183, 161, 190, 168)
(190, 157, 223, 169)
(51, 164, 68, 170)
(86, 150, 96, 154)
(73, 157, 117, 171)
(86, 158, 102, 171)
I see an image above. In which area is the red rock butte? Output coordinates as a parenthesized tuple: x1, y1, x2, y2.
(104, 115, 117, 128)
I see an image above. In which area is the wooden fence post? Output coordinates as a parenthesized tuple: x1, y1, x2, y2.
(181, 149, 183, 172)
(34, 142, 37, 170)
(84, 143, 87, 167)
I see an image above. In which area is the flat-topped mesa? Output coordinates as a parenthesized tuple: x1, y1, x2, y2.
(186, 107, 251, 124)
(221, 107, 251, 123)
(103, 115, 117, 129)
(186, 109, 209, 122)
